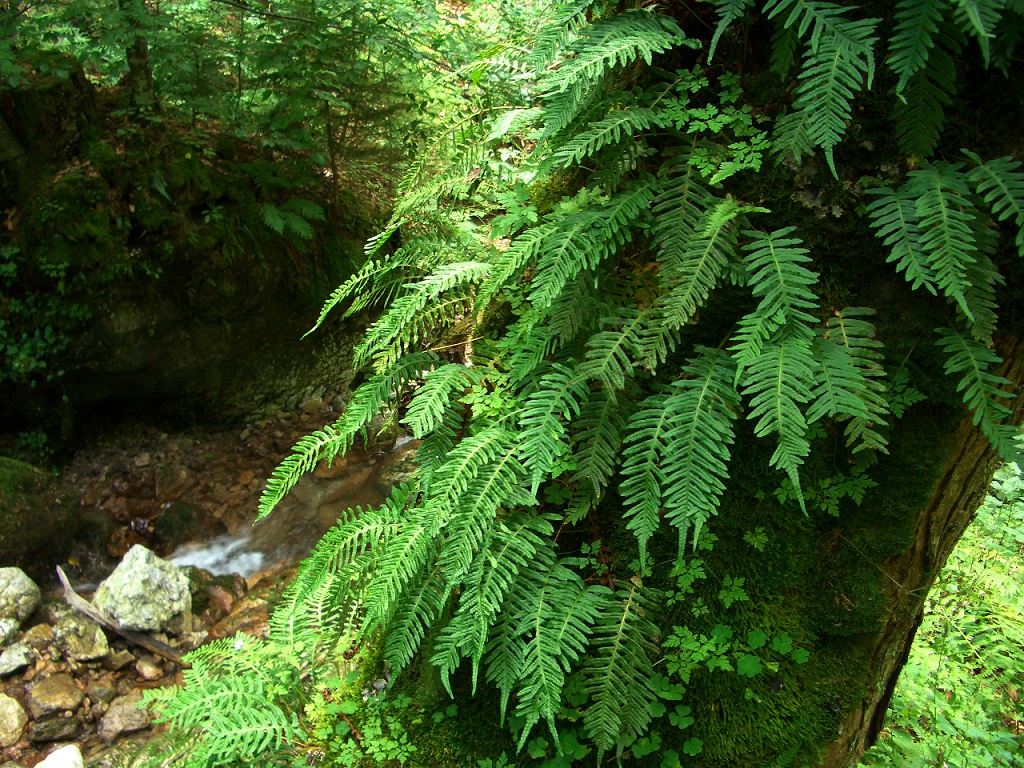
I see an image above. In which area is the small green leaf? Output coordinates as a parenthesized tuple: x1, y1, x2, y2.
(747, 629, 767, 649)
(683, 737, 704, 756)
(649, 700, 667, 718)
(669, 705, 694, 730)
(528, 737, 548, 759)
(771, 634, 794, 654)
(339, 701, 358, 715)
(661, 749, 681, 768)
(737, 654, 762, 678)
(791, 648, 810, 664)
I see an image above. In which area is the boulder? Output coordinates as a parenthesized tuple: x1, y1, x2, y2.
(0, 567, 41, 624)
(29, 716, 80, 742)
(53, 614, 108, 661)
(0, 642, 34, 677)
(0, 694, 27, 747)
(36, 744, 84, 768)
(0, 459, 79, 582)
(93, 545, 192, 634)
(27, 674, 83, 718)
(98, 692, 150, 743)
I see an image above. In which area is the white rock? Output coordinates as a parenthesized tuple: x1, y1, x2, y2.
(0, 568, 41, 624)
(94, 545, 192, 634)
(0, 642, 34, 677)
(0, 618, 19, 647)
(36, 744, 85, 768)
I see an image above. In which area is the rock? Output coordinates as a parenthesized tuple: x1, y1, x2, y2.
(102, 649, 135, 671)
(0, 620, 18, 648)
(26, 674, 83, 718)
(0, 459, 80, 582)
(154, 464, 191, 502)
(93, 545, 192, 634)
(133, 452, 151, 468)
(135, 657, 162, 681)
(299, 395, 325, 414)
(0, 694, 27, 747)
(0, 643, 34, 677)
(86, 679, 117, 705)
(29, 716, 80, 742)
(36, 744, 84, 768)
(53, 615, 108, 661)
(22, 623, 53, 649)
(98, 692, 150, 743)
(0, 568, 41, 624)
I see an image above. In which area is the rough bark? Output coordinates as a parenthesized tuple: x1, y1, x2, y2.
(825, 335, 1024, 767)
(119, 0, 158, 110)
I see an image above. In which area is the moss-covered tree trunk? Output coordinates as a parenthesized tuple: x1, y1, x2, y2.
(823, 337, 1024, 767)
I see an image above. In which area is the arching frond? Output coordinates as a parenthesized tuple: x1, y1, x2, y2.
(519, 363, 590, 491)
(964, 150, 1024, 255)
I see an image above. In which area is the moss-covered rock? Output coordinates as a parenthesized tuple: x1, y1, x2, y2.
(0, 457, 78, 583)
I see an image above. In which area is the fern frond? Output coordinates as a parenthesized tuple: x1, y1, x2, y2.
(259, 354, 436, 518)
(807, 308, 889, 453)
(519, 363, 590, 491)
(731, 227, 820, 377)
(893, 43, 956, 158)
(512, 563, 609, 749)
(583, 584, 661, 763)
(384, 563, 446, 671)
(661, 347, 740, 552)
(355, 262, 490, 370)
(552, 108, 668, 168)
(434, 514, 554, 695)
(403, 363, 481, 438)
(964, 150, 1024, 255)
(576, 307, 650, 392)
(709, 0, 755, 60)
(620, 390, 677, 562)
(569, 386, 633, 521)
(742, 334, 817, 511)
(888, 0, 949, 90)
(951, 0, 1004, 64)
(865, 186, 938, 294)
(905, 162, 982, 321)
(935, 327, 1020, 462)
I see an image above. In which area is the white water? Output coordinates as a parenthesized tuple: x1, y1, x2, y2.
(171, 533, 266, 576)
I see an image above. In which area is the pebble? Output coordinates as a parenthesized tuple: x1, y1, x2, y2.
(98, 692, 150, 743)
(22, 623, 53, 650)
(102, 650, 135, 671)
(0, 643, 34, 677)
(0, 569, 41, 624)
(29, 716, 80, 743)
(53, 616, 109, 662)
(135, 657, 163, 681)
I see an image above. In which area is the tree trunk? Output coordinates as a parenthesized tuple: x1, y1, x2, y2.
(119, 0, 157, 110)
(824, 336, 1024, 767)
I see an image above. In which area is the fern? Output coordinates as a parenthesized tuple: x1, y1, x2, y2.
(552, 107, 669, 168)
(935, 327, 1020, 462)
(568, 386, 633, 522)
(893, 43, 956, 158)
(403, 363, 481, 438)
(888, 0, 949, 91)
(964, 150, 1024, 255)
(709, 0, 755, 59)
(865, 186, 938, 293)
(582, 584, 661, 763)
(519, 363, 590, 491)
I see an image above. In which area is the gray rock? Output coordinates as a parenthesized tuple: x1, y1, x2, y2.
(36, 744, 84, 768)
(0, 618, 18, 647)
(0, 642, 34, 677)
(0, 693, 27, 747)
(27, 674, 83, 718)
(0, 568, 40, 624)
(29, 716, 80, 742)
(94, 546, 192, 634)
(98, 692, 150, 743)
(53, 615, 109, 661)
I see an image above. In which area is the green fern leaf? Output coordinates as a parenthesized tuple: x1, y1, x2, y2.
(709, 0, 755, 60)
(569, 386, 633, 522)
(619, 390, 675, 561)
(519, 363, 590, 491)
(893, 43, 956, 158)
(889, 0, 949, 91)
(935, 327, 1020, 462)
(576, 307, 649, 392)
(552, 108, 669, 168)
(731, 227, 820, 378)
(404, 363, 481, 438)
(742, 334, 817, 511)
(865, 186, 938, 294)
(964, 150, 1024, 255)
(951, 0, 1003, 64)
(661, 347, 740, 552)
(583, 584, 661, 763)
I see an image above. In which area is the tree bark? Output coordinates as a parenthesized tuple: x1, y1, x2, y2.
(119, 0, 158, 110)
(824, 336, 1024, 767)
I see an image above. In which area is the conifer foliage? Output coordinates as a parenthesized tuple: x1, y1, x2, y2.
(152, 1, 1024, 765)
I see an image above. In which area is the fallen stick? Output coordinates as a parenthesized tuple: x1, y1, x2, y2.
(56, 566, 189, 668)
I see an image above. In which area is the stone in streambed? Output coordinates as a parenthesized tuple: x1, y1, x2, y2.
(0, 568, 40, 625)
(0, 642, 34, 677)
(29, 716, 80, 742)
(26, 674, 83, 718)
(98, 692, 150, 743)
(0, 619, 18, 648)
(36, 744, 84, 768)
(94, 545, 191, 634)
(0, 694, 27, 747)
(53, 614, 108, 661)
